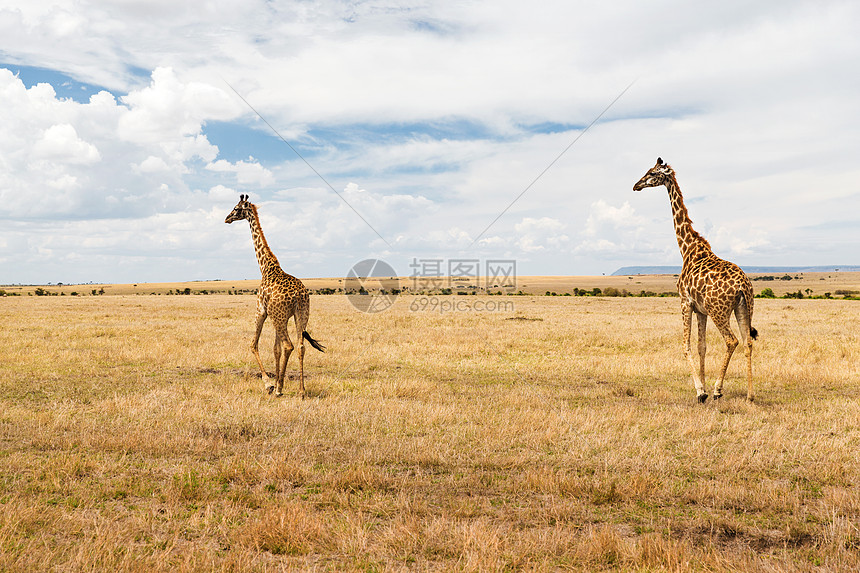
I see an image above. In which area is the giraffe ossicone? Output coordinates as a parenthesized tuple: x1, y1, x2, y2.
(634, 158, 757, 403)
(225, 195, 325, 398)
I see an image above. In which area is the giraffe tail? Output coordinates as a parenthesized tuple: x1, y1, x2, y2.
(303, 331, 326, 352)
(741, 287, 758, 341)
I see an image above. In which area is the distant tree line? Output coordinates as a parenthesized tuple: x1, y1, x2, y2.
(757, 287, 858, 300)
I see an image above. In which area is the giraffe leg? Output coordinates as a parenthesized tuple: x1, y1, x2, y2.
(295, 301, 310, 399)
(297, 338, 306, 399)
(734, 302, 755, 401)
(712, 316, 739, 400)
(744, 338, 754, 401)
(272, 333, 282, 396)
(681, 301, 707, 402)
(695, 311, 709, 398)
(250, 304, 272, 393)
(275, 329, 293, 398)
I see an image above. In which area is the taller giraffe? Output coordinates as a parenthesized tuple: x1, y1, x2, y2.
(634, 158, 757, 403)
(225, 194, 325, 398)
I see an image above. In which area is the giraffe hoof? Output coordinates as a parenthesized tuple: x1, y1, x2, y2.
(713, 393, 722, 401)
(266, 384, 275, 395)
(274, 391, 283, 398)
(697, 393, 708, 404)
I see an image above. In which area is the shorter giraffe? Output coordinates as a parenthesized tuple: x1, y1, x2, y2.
(225, 194, 325, 398)
(634, 158, 758, 402)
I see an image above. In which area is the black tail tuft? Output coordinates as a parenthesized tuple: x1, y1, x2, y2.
(750, 326, 758, 340)
(303, 331, 326, 352)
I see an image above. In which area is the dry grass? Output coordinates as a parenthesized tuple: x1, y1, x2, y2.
(1, 292, 859, 571)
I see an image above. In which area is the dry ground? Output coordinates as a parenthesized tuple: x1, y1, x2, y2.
(1, 292, 859, 571)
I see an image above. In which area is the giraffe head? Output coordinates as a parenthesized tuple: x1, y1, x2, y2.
(225, 194, 253, 224)
(633, 157, 674, 191)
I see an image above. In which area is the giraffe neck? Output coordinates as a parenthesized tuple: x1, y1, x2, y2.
(665, 173, 711, 262)
(247, 205, 281, 277)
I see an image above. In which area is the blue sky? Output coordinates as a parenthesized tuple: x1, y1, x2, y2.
(1, 0, 858, 284)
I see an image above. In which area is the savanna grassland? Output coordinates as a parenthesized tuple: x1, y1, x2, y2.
(1, 289, 859, 571)
(3, 270, 856, 298)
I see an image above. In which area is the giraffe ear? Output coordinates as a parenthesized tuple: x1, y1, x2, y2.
(657, 157, 663, 165)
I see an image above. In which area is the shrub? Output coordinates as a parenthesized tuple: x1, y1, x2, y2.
(759, 288, 776, 299)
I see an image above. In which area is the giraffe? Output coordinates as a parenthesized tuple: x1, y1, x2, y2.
(634, 158, 757, 403)
(225, 194, 325, 398)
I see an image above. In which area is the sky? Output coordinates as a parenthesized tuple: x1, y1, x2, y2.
(1, 0, 858, 285)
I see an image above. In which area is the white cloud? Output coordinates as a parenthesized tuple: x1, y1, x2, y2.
(46, 174, 79, 190)
(206, 158, 274, 187)
(709, 226, 772, 258)
(117, 67, 238, 164)
(258, 182, 436, 253)
(1, 1, 859, 282)
(208, 184, 238, 202)
(583, 201, 643, 238)
(119, 68, 238, 142)
(32, 123, 101, 164)
(134, 156, 170, 174)
(514, 217, 569, 252)
(0, 66, 248, 222)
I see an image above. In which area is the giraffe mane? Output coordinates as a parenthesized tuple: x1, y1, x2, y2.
(248, 203, 280, 267)
(666, 170, 712, 252)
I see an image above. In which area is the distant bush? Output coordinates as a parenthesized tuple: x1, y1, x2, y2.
(758, 288, 776, 299)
